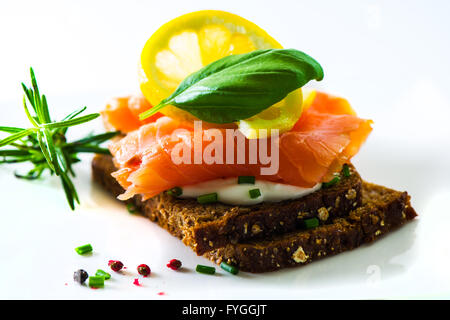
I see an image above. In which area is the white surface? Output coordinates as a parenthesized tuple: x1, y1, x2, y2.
(1, 0, 450, 299)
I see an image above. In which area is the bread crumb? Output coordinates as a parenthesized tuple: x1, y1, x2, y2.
(375, 230, 381, 236)
(292, 246, 309, 263)
(335, 196, 341, 208)
(298, 211, 309, 219)
(251, 224, 262, 234)
(244, 223, 248, 234)
(317, 207, 329, 221)
(209, 241, 213, 247)
(345, 188, 357, 200)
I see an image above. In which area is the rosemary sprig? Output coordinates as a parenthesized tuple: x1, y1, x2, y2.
(0, 67, 119, 210)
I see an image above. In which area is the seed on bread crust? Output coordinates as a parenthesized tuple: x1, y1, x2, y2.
(335, 196, 341, 208)
(298, 211, 309, 218)
(292, 246, 309, 263)
(346, 188, 357, 200)
(251, 224, 262, 234)
(317, 207, 329, 221)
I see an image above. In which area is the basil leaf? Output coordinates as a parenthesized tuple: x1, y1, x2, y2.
(140, 48, 324, 124)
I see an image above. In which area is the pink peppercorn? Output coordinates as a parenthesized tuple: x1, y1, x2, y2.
(167, 259, 182, 270)
(108, 260, 124, 272)
(137, 264, 151, 277)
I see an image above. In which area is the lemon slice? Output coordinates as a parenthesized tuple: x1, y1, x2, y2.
(139, 10, 303, 135)
(301, 88, 317, 111)
(238, 89, 303, 139)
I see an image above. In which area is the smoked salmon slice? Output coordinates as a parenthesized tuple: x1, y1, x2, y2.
(105, 91, 373, 201)
(101, 94, 163, 133)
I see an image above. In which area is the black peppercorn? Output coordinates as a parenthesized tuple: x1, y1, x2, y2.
(73, 269, 89, 284)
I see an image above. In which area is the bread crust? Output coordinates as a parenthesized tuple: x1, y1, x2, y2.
(92, 154, 363, 255)
(204, 182, 417, 272)
(92, 155, 417, 272)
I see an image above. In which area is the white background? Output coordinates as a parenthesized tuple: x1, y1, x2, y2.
(0, 0, 449, 299)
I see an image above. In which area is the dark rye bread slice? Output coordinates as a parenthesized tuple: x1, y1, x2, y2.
(204, 182, 417, 272)
(92, 154, 363, 255)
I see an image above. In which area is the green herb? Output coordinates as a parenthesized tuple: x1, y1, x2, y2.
(95, 269, 111, 280)
(140, 49, 324, 123)
(342, 164, 351, 177)
(303, 218, 319, 229)
(197, 192, 218, 204)
(322, 176, 340, 189)
(196, 264, 216, 275)
(238, 176, 255, 185)
(74, 244, 93, 255)
(249, 188, 261, 199)
(167, 186, 183, 197)
(88, 276, 104, 288)
(126, 203, 137, 214)
(220, 262, 239, 275)
(0, 68, 119, 210)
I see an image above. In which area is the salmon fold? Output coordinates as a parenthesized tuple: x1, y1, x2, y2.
(105, 92, 373, 201)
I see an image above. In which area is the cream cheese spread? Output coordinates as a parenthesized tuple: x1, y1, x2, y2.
(179, 177, 321, 205)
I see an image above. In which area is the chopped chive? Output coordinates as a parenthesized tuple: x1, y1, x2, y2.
(95, 269, 111, 280)
(303, 217, 319, 229)
(248, 188, 261, 199)
(126, 203, 137, 214)
(342, 164, 351, 177)
(220, 262, 239, 275)
(197, 192, 218, 204)
(238, 176, 255, 184)
(88, 276, 104, 288)
(74, 244, 92, 255)
(196, 264, 216, 275)
(167, 186, 183, 197)
(322, 176, 340, 188)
